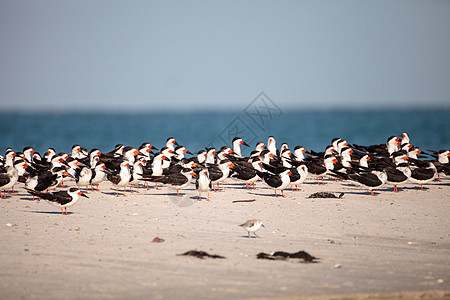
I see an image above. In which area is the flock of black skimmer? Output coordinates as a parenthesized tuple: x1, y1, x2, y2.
(1, 134, 449, 214)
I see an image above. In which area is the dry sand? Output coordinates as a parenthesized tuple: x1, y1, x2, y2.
(1, 176, 449, 300)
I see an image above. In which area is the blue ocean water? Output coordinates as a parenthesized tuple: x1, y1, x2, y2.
(0, 109, 449, 157)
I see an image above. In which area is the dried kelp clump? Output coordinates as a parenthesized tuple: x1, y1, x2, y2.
(307, 192, 344, 199)
(257, 250, 319, 263)
(179, 250, 225, 259)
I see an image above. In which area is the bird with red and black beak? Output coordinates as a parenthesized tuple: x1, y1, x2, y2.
(26, 187, 88, 215)
(256, 166, 292, 198)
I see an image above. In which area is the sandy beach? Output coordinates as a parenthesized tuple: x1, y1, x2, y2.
(1, 176, 449, 299)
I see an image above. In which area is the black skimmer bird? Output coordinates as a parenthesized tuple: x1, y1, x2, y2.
(43, 148, 57, 163)
(216, 147, 233, 162)
(23, 147, 35, 163)
(3, 149, 16, 167)
(104, 160, 131, 197)
(100, 144, 125, 161)
(280, 148, 293, 168)
(143, 168, 195, 197)
(140, 153, 169, 189)
(259, 150, 275, 165)
(87, 149, 102, 166)
(385, 163, 411, 193)
(267, 136, 277, 155)
(122, 147, 139, 164)
(305, 155, 337, 185)
(289, 164, 308, 191)
(205, 148, 216, 165)
(75, 165, 93, 193)
(332, 169, 387, 196)
(239, 219, 264, 238)
(230, 157, 262, 190)
(195, 168, 212, 201)
(401, 132, 410, 145)
(232, 137, 249, 158)
(280, 142, 289, 153)
(165, 137, 178, 152)
(407, 158, 437, 190)
(359, 154, 371, 168)
(159, 147, 175, 170)
(208, 159, 234, 192)
(25, 168, 71, 196)
(90, 162, 106, 191)
(173, 146, 193, 163)
(26, 187, 88, 215)
(189, 150, 207, 166)
(430, 150, 450, 180)
(353, 136, 400, 157)
(254, 142, 266, 155)
(138, 142, 158, 158)
(0, 165, 19, 199)
(293, 146, 307, 162)
(129, 161, 144, 193)
(256, 167, 291, 197)
(70, 145, 82, 159)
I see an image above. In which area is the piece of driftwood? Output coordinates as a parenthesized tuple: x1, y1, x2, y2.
(232, 199, 256, 203)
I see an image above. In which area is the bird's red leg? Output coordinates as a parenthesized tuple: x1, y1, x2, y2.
(207, 192, 210, 201)
(198, 192, 201, 201)
(296, 185, 299, 191)
(370, 189, 375, 196)
(217, 183, 221, 192)
(213, 184, 216, 192)
(116, 188, 119, 197)
(322, 177, 324, 185)
(61, 208, 64, 215)
(253, 183, 256, 190)
(275, 190, 278, 198)
(281, 190, 285, 197)
(177, 189, 180, 197)
(123, 187, 126, 196)
(65, 208, 68, 215)
(420, 184, 424, 191)
(245, 183, 249, 190)
(136, 184, 139, 193)
(291, 185, 294, 192)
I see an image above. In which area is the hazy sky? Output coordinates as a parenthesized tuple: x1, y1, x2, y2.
(1, 0, 449, 112)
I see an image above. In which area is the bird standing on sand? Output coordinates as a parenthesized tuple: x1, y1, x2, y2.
(26, 187, 88, 215)
(0, 165, 19, 199)
(239, 219, 265, 238)
(196, 168, 212, 201)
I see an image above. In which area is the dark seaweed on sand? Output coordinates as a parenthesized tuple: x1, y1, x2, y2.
(179, 250, 225, 259)
(307, 192, 344, 199)
(257, 250, 319, 263)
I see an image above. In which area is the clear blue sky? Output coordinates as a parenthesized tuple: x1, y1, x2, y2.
(1, 0, 449, 112)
